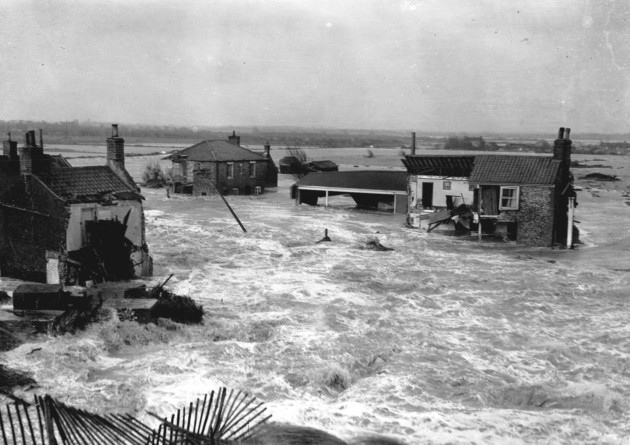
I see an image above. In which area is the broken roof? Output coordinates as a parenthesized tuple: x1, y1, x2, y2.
(296, 170, 407, 192)
(469, 155, 562, 186)
(402, 155, 475, 177)
(167, 141, 268, 162)
(42, 166, 142, 202)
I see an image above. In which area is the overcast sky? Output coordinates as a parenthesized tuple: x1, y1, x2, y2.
(1, 0, 629, 134)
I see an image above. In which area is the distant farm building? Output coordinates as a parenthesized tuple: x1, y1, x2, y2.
(306, 160, 338, 172)
(293, 170, 408, 214)
(279, 156, 301, 174)
(167, 132, 278, 196)
(403, 127, 577, 247)
(0, 125, 152, 283)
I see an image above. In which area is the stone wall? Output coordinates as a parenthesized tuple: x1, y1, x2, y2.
(517, 186, 555, 246)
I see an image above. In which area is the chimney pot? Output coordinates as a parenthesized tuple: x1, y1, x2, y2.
(557, 127, 565, 140)
(564, 128, 571, 140)
(112, 124, 119, 138)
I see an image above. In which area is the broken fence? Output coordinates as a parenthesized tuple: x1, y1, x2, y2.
(0, 387, 271, 444)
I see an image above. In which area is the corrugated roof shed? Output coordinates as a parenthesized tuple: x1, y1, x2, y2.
(296, 171, 407, 191)
(469, 155, 561, 185)
(168, 141, 268, 162)
(43, 166, 140, 201)
(402, 155, 475, 177)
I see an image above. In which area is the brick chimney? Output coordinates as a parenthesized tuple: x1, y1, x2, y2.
(553, 127, 572, 182)
(106, 124, 125, 170)
(18, 130, 39, 174)
(3, 132, 17, 160)
(228, 130, 240, 146)
(264, 141, 271, 158)
(411, 132, 416, 155)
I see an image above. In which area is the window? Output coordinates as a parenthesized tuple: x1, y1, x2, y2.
(239, 163, 246, 176)
(249, 161, 256, 178)
(443, 180, 451, 190)
(500, 186, 519, 210)
(227, 162, 234, 179)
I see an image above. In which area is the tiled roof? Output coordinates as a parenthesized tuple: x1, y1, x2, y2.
(296, 171, 407, 192)
(42, 166, 139, 201)
(402, 155, 475, 177)
(168, 141, 268, 162)
(469, 155, 561, 185)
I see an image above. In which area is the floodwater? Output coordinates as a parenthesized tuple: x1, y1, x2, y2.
(2, 149, 630, 444)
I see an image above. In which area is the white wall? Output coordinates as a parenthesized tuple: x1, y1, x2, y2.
(412, 176, 473, 209)
(66, 200, 144, 252)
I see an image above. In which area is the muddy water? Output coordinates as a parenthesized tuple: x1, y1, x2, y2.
(2, 152, 630, 444)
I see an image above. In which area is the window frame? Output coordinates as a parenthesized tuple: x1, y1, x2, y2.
(499, 186, 519, 210)
(249, 161, 256, 178)
(227, 162, 234, 179)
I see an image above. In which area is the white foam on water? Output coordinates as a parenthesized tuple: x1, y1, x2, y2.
(3, 173, 630, 443)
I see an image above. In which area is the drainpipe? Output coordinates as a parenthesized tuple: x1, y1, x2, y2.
(477, 185, 482, 242)
(567, 196, 575, 248)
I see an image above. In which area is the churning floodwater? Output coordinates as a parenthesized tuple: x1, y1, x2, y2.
(2, 150, 630, 444)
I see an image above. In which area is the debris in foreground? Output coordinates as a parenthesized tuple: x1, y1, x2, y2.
(0, 387, 407, 444)
(0, 387, 269, 444)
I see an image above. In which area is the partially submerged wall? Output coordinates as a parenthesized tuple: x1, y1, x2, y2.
(194, 161, 270, 196)
(516, 186, 555, 246)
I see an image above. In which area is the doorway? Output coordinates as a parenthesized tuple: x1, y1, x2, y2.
(422, 182, 434, 208)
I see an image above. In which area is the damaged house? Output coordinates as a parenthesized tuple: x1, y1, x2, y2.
(168, 131, 278, 196)
(0, 125, 152, 284)
(403, 127, 577, 247)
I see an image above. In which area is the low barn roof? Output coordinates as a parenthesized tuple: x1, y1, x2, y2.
(43, 166, 141, 202)
(469, 155, 562, 186)
(402, 155, 475, 177)
(296, 170, 407, 192)
(167, 141, 268, 162)
(307, 160, 338, 171)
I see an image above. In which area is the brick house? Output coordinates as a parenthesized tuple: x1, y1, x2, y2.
(168, 131, 278, 196)
(403, 127, 576, 247)
(0, 125, 152, 284)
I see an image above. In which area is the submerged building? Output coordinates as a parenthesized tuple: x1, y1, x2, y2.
(403, 127, 577, 247)
(0, 125, 152, 284)
(167, 131, 278, 196)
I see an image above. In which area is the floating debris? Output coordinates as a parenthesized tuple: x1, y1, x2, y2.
(317, 229, 332, 243)
(363, 238, 394, 251)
